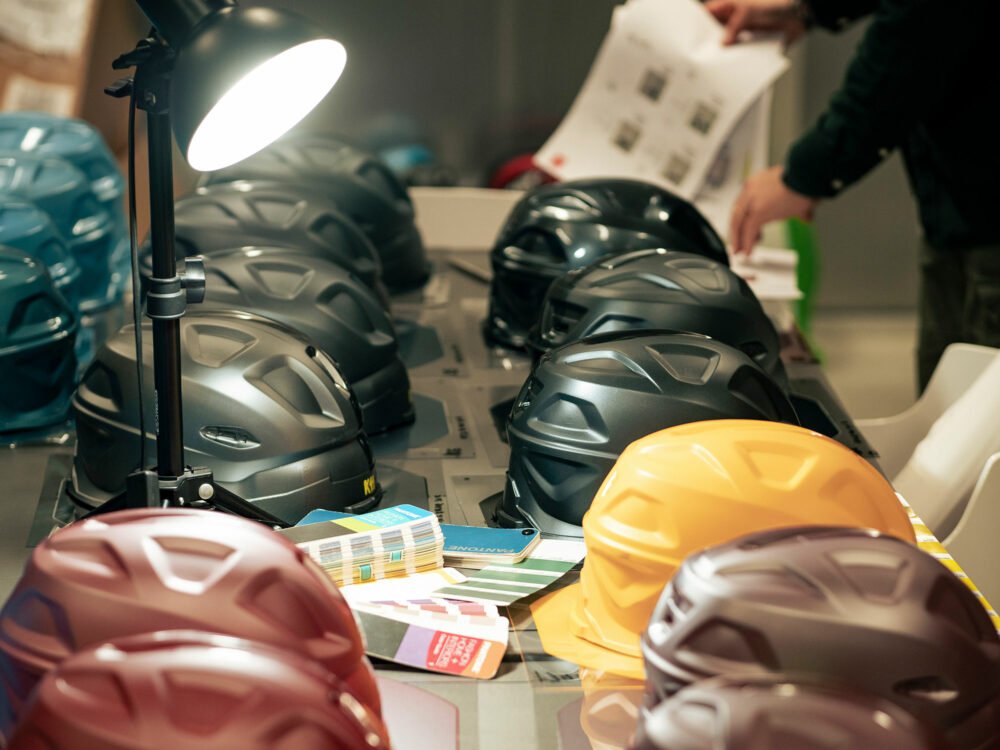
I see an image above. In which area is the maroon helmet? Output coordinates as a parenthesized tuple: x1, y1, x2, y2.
(0, 509, 380, 742)
(641, 526, 1000, 749)
(629, 676, 951, 750)
(6, 631, 390, 750)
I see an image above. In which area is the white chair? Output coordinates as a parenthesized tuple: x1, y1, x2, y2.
(857, 343, 1000, 607)
(856, 343, 999, 477)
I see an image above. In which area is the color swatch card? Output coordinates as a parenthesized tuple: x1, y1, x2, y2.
(340, 568, 468, 606)
(354, 607, 508, 680)
(433, 539, 586, 605)
(442, 525, 541, 567)
(280, 505, 444, 587)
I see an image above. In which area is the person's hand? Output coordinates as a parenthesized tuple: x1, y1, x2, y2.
(730, 166, 817, 255)
(705, 0, 808, 46)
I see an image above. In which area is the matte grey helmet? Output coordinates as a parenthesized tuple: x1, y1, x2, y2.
(529, 248, 787, 388)
(199, 248, 413, 433)
(631, 677, 951, 750)
(486, 179, 728, 350)
(141, 180, 388, 305)
(201, 133, 429, 292)
(497, 331, 798, 537)
(0, 247, 78, 435)
(641, 526, 1000, 748)
(68, 311, 381, 524)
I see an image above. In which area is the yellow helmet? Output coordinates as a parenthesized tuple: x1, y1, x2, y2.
(571, 419, 916, 659)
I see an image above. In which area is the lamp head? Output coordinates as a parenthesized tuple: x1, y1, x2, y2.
(137, 1, 346, 171)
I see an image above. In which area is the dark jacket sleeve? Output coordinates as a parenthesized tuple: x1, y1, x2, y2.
(804, 0, 877, 31)
(782, 0, 987, 198)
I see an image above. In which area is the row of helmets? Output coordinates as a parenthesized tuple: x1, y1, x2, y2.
(0, 112, 129, 436)
(68, 130, 432, 525)
(534, 422, 1000, 749)
(0, 508, 391, 749)
(482, 180, 1000, 746)
(484, 178, 792, 537)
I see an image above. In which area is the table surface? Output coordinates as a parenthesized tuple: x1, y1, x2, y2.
(1, 248, 990, 750)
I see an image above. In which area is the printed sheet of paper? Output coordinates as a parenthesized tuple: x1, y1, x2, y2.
(536, 0, 787, 201)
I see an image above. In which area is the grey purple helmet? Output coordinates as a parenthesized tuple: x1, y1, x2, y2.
(630, 677, 950, 750)
(0, 246, 78, 435)
(200, 248, 413, 433)
(497, 331, 797, 537)
(641, 526, 1000, 748)
(143, 180, 387, 304)
(529, 248, 787, 388)
(201, 133, 429, 292)
(485, 179, 728, 349)
(68, 311, 380, 523)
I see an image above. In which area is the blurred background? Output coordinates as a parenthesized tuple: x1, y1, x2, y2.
(1, 0, 919, 416)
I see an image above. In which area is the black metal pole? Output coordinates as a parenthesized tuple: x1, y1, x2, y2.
(146, 108, 186, 481)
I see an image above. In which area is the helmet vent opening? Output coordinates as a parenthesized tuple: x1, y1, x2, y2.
(80, 363, 123, 413)
(245, 577, 326, 639)
(319, 288, 377, 334)
(511, 228, 567, 263)
(249, 263, 312, 300)
(562, 350, 659, 392)
(646, 344, 720, 386)
(727, 366, 786, 421)
(251, 197, 299, 226)
(547, 300, 586, 336)
(673, 266, 727, 292)
(0, 591, 74, 658)
(674, 700, 719, 739)
(894, 676, 959, 704)
(184, 324, 256, 368)
(164, 670, 255, 733)
(183, 200, 238, 225)
(9, 293, 64, 336)
(592, 272, 686, 295)
(829, 550, 908, 601)
(146, 536, 237, 593)
(54, 668, 134, 720)
(679, 619, 778, 670)
(308, 215, 352, 252)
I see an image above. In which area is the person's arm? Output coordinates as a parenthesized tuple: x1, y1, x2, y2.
(783, 0, 981, 199)
(731, 0, 988, 252)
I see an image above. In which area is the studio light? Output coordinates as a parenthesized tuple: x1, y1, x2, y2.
(85, 0, 345, 524)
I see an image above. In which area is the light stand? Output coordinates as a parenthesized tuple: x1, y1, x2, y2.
(78, 0, 345, 526)
(84, 35, 287, 527)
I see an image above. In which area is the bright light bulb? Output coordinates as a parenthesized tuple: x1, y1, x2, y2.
(186, 38, 346, 171)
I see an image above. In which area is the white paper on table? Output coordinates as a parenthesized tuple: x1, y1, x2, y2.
(339, 568, 467, 605)
(351, 602, 511, 643)
(730, 246, 802, 301)
(536, 0, 787, 200)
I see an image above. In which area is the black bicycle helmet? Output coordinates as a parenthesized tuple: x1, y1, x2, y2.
(68, 311, 380, 524)
(200, 133, 429, 292)
(0, 198, 82, 311)
(141, 181, 387, 304)
(642, 526, 1000, 747)
(496, 331, 797, 537)
(0, 247, 78, 434)
(529, 248, 787, 388)
(485, 178, 729, 350)
(199, 248, 413, 433)
(631, 677, 951, 750)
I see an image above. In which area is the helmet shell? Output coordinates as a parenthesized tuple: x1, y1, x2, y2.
(641, 526, 1000, 746)
(68, 311, 380, 523)
(631, 677, 951, 750)
(0, 152, 119, 313)
(0, 198, 81, 310)
(0, 508, 381, 741)
(147, 180, 387, 303)
(485, 179, 728, 350)
(499, 332, 797, 536)
(0, 246, 78, 434)
(201, 248, 413, 433)
(574, 420, 917, 658)
(530, 248, 786, 388)
(6, 632, 388, 750)
(201, 133, 428, 292)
